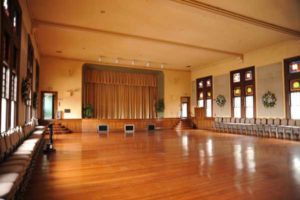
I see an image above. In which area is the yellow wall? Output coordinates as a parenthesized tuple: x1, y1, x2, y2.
(191, 39, 300, 118)
(17, 0, 40, 124)
(39, 56, 191, 119)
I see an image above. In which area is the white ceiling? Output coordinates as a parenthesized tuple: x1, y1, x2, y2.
(28, 0, 300, 70)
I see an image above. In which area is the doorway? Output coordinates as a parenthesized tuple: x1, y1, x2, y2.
(41, 91, 57, 120)
(180, 96, 190, 119)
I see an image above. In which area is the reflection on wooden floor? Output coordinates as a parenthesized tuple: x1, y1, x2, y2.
(24, 130, 300, 200)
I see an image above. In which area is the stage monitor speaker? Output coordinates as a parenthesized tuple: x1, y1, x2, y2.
(98, 124, 109, 134)
(148, 124, 155, 132)
(124, 124, 135, 134)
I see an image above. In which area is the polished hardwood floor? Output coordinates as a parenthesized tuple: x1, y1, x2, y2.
(24, 130, 300, 200)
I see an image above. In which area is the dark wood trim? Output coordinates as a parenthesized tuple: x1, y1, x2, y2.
(283, 55, 300, 119)
(230, 66, 256, 118)
(196, 76, 213, 118)
(1, 0, 22, 131)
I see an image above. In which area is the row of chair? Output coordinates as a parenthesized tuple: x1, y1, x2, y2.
(0, 121, 46, 200)
(213, 118, 300, 140)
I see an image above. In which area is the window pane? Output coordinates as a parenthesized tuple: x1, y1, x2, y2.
(10, 101, 15, 129)
(206, 79, 211, 87)
(1, 99, 7, 133)
(233, 73, 240, 83)
(206, 99, 212, 117)
(245, 71, 253, 81)
(245, 96, 254, 118)
(43, 93, 54, 120)
(198, 100, 204, 108)
(198, 81, 203, 88)
(291, 92, 300, 119)
(5, 69, 10, 98)
(289, 61, 300, 74)
(234, 97, 241, 118)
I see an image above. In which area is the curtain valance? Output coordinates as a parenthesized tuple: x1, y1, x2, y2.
(84, 68, 157, 87)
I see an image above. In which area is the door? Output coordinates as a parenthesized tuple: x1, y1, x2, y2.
(180, 97, 190, 119)
(41, 91, 57, 120)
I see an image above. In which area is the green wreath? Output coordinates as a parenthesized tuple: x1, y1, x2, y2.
(216, 95, 226, 107)
(262, 91, 277, 108)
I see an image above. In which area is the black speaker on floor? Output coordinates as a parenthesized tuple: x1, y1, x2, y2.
(148, 124, 155, 132)
(124, 124, 135, 134)
(98, 124, 109, 134)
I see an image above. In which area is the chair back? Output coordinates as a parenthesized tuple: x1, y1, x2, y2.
(255, 118, 261, 124)
(281, 119, 287, 125)
(288, 119, 295, 126)
(261, 118, 267, 125)
(274, 119, 280, 125)
(235, 118, 240, 123)
(240, 118, 245, 123)
(267, 119, 273, 125)
(295, 120, 300, 127)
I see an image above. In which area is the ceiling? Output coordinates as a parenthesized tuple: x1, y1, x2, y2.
(27, 0, 300, 70)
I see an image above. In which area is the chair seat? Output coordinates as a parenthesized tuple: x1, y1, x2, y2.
(0, 182, 14, 198)
(35, 126, 46, 129)
(0, 165, 25, 174)
(0, 173, 19, 183)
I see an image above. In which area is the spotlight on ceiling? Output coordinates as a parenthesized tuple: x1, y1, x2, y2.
(131, 60, 135, 65)
(160, 64, 164, 69)
(98, 56, 102, 62)
(115, 58, 119, 64)
(146, 62, 150, 67)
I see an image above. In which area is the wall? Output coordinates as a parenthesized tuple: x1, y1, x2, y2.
(39, 57, 82, 119)
(191, 39, 300, 118)
(213, 74, 231, 117)
(39, 56, 191, 119)
(256, 63, 285, 118)
(18, 0, 40, 124)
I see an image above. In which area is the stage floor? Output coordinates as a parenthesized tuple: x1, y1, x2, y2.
(24, 130, 300, 200)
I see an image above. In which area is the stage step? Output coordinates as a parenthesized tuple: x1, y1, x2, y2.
(174, 119, 194, 130)
(46, 123, 72, 134)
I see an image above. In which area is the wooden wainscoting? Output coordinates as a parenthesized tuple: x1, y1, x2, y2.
(192, 107, 214, 130)
(81, 118, 180, 133)
(53, 119, 82, 132)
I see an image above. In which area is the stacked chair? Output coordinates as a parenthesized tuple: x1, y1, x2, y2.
(0, 119, 46, 200)
(213, 117, 300, 141)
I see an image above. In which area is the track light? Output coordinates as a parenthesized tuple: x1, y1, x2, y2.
(160, 63, 164, 69)
(132, 60, 135, 65)
(115, 58, 119, 64)
(98, 56, 102, 62)
(146, 62, 150, 67)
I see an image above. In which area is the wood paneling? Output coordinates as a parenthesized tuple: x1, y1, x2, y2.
(192, 107, 214, 130)
(24, 130, 300, 199)
(53, 119, 82, 132)
(81, 118, 180, 132)
(53, 118, 180, 133)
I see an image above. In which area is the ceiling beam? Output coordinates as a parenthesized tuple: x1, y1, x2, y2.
(171, 0, 300, 37)
(33, 19, 243, 57)
(41, 54, 190, 72)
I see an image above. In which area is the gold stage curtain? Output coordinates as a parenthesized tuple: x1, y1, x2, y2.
(83, 69, 158, 119)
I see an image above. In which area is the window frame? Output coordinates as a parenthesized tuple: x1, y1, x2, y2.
(1, 0, 22, 133)
(196, 76, 213, 118)
(284, 56, 300, 119)
(230, 66, 256, 119)
(25, 36, 34, 123)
